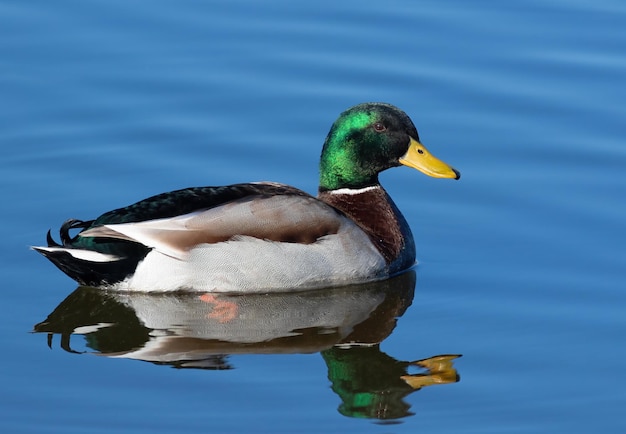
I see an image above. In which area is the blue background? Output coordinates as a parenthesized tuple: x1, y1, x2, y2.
(1, 0, 625, 432)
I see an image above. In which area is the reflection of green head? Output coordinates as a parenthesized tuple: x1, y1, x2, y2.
(321, 345, 415, 419)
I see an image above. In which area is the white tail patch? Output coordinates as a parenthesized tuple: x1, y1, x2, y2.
(31, 246, 120, 262)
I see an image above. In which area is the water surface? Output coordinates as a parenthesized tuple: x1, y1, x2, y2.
(1, 0, 625, 432)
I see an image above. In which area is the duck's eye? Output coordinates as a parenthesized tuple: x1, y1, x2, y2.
(373, 122, 387, 132)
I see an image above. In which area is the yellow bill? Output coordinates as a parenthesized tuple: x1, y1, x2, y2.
(399, 137, 460, 179)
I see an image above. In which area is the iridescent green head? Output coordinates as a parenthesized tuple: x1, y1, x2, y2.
(318, 103, 460, 191)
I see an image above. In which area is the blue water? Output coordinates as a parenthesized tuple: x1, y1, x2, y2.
(2, 0, 625, 432)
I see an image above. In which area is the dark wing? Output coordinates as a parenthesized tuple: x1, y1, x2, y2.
(49, 182, 313, 251)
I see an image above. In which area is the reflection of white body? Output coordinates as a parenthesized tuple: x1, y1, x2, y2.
(36, 272, 415, 368)
(109, 287, 386, 363)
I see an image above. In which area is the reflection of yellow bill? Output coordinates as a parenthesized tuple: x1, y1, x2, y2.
(401, 354, 462, 389)
(400, 137, 461, 179)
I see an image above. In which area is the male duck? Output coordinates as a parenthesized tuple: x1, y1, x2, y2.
(33, 103, 460, 292)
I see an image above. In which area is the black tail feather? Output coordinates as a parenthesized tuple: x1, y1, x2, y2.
(38, 218, 147, 287)
(59, 219, 94, 246)
(34, 246, 144, 287)
(46, 218, 94, 248)
(46, 230, 61, 247)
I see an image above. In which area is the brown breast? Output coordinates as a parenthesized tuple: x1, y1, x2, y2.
(318, 186, 405, 264)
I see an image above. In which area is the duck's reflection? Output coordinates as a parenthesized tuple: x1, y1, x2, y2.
(34, 270, 461, 419)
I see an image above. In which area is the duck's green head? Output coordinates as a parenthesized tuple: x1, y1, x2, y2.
(319, 103, 460, 191)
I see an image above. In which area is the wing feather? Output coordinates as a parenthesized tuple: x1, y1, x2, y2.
(80, 195, 344, 259)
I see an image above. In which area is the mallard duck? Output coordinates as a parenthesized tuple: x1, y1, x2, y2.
(33, 103, 459, 292)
